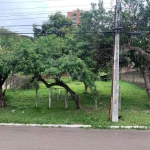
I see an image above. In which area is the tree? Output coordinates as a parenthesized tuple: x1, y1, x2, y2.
(66, 2, 114, 92)
(0, 28, 20, 107)
(16, 35, 95, 109)
(121, 0, 150, 97)
(33, 12, 74, 37)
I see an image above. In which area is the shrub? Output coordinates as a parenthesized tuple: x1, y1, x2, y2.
(5, 75, 39, 90)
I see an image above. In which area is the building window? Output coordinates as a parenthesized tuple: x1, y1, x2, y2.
(73, 12, 76, 16)
(73, 19, 76, 25)
(73, 16, 76, 20)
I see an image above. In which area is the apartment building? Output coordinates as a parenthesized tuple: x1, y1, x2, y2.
(67, 9, 83, 26)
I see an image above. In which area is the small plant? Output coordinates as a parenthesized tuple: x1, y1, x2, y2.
(99, 72, 110, 81)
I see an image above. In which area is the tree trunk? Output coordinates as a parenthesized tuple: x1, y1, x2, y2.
(84, 83, 88, 93)
(35, 76, 81, 109)
(122, 44, 150, 97)
(140, 66, 150, 97)
(0, 87, 6, 108)
(54, 81, 81, 109)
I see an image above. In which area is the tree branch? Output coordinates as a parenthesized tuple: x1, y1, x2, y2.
(122, 44, 150, 62)
(34, 75, 81, 109)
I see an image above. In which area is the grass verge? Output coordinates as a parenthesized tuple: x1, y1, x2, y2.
(0, 79, 150, 128)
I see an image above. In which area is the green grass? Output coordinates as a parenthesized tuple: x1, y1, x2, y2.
(0, 79, 150, 128)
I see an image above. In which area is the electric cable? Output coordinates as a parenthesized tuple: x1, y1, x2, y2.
(0, 9, 113, 21)
(0, 0, 60, 3)
(0, 31, 114, 35)
(0, 3, 112, 11)
(0, 7, 113, 16)
(0, 8, 91, 17)
(0, 4, 94, 11)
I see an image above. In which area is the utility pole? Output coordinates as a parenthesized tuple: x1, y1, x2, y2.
(111, 0, 121, 122)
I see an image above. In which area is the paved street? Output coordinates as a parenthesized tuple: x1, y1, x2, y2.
(0, 126, 150, 150)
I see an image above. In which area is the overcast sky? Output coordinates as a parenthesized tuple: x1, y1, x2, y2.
(0, 0, 114, 36)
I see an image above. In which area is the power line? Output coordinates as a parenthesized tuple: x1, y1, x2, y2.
(0, 25, 41, 27)
(0, 1, 111, 4)
(0, 21, 112, 28)
(0, 0, 60, 3)
(0, 4, 92, 11)
(0, 6, 113, 16)
(2, 25, 147, 30)
(0, 8, 114, 18)
(0, 3, 112, 11)
(9, 28, 34, 30)
(0, 8, 91, 17)
(0, 8, 112, 18)
(0, 31, 114, 35)
(0, 10, 113, 21)
(0, 8, 96, 16)
(0, 31, 148, 36)
(0, 17, 49, 21)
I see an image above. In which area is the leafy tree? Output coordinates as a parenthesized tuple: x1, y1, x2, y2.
(33, 12, 74, 37)
(0, 28, 20, 107)
(121, 0, 150, 96)
(16, 35, 95, 109)
(66, 2, 114, 92)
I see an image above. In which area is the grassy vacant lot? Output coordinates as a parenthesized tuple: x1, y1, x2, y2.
(0, 78, 150, 128)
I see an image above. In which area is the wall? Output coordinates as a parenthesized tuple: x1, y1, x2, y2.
(119, 70, 145, 88)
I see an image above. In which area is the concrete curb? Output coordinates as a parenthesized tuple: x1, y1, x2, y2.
(108, 126, 150, 129)
(0, 123, 91, 128)
(0, 123, 150, 129)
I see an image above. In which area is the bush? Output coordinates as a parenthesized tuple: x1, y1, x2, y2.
(5, 75, 39, 90)
(97, 72, 111, 81)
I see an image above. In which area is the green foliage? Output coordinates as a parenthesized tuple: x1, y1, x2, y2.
(14, 35, 64, 75)
(33, 12, 74, 37)
(17, 76, 38, 90)
(16, 34, 96, 89)
(66, 2, 113, 75)
(0, 28, 22, 88)
(119, 0, 150, 97)
(57, 53, 96, 88)
(120, 0, 150, 67)
(6, 76, 39, 90)
(14, 38, 40, 75)
(0, 28, 20, 39)
(0, 81, 150, 127)
(98, 71, 110, 81)
(19, 76, 39, 90)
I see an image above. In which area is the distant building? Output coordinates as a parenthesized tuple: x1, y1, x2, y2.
(67, 9, 83, 26)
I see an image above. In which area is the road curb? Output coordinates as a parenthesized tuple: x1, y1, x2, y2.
(0, 123, 150, 129)
(0, 123, 91, 128)
(108, 126, 150, 129)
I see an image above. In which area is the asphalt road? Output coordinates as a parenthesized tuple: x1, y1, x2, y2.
(0, 126, 150, 150)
